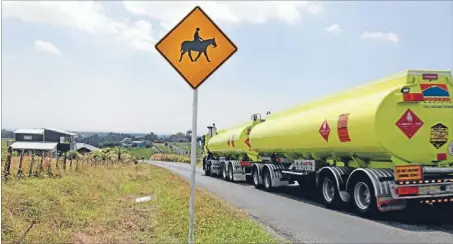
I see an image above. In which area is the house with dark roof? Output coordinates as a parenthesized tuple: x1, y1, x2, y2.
(75, 143, 99, 154)
(10, 128, 77, 153)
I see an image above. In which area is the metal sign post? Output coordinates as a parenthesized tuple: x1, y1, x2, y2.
(188, 88, 198, 243)
(154, 6, 237, 244)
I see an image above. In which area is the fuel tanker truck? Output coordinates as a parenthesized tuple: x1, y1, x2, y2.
(201, 69, 453, 217)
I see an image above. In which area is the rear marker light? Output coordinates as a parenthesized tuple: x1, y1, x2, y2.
(437, 153, 447, 161)
(403, 93, 424, 102)
(401, 87, 410, 93)
(240, 161, 251, 167)
(395, 186, 419, 195)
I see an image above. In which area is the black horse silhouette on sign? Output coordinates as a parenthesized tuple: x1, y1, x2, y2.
(179, 29, 217, 62)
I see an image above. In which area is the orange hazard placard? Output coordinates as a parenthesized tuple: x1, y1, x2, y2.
(337, 114, 351, 142)
(155, 6, 238, 89)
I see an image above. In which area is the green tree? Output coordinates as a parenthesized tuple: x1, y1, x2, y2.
(144, 132, 157, 142)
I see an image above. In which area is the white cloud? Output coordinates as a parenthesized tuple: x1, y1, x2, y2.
(359, 31, 399, 44)
(325, 24, 342, 35)
(3, 1, 323, 53)
(2, 1, 155, 52)
(123, 1, 323, 30)
(34, 40, 61, 55)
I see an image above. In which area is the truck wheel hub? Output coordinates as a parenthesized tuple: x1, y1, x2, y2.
(253, 171, 259, 185)
(354, 182, 371, 210)
(322, 179, 335, 202)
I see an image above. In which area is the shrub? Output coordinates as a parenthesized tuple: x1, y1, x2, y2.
(150, 154, 190, 164)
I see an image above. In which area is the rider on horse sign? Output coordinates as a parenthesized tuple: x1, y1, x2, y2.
(193, 27, 204, 44)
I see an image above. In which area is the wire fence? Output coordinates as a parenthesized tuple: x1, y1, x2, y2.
(2, 146, 138, 182)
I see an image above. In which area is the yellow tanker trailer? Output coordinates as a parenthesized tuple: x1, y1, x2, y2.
(201, 70, 453, 217)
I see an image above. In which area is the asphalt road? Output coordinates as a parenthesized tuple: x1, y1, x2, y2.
(147, 161, 453, 244)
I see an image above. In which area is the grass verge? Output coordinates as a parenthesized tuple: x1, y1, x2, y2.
(2, 164, 278, 243)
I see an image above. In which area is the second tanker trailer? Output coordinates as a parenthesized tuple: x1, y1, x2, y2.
(201, 69, 453, 217)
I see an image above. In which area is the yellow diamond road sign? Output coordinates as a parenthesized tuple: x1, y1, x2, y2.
(155, 6, 237, 89)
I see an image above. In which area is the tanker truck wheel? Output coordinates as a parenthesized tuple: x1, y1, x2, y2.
(319, 175, 341, 208)
(203, 159, 211, 176)
(263, 169, 274, 192)
(204, 166, 211, 176)
(222, 163, 228, 181)
(252, 168, 262, 189)
(228, 163, 235, 182)
(352, 177, 378, 217)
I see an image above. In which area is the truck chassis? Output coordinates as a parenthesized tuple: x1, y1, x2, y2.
(203, 156, 453, 216)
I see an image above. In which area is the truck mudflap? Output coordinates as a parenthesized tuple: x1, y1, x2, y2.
(252, 163, 289, 188)
(228, 160, 248, 182)
(316, 166, 354, 202)
(347, 167, 453, 212)
(345, 168, 407, 212)
(263, 163, 288, 187)
(208, 159, 222, 175)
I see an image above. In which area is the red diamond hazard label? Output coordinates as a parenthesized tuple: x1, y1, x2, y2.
(319, 120, 331, 142)
(396, 109, 424, 139)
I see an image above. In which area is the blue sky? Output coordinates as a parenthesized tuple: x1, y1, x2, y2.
(1, 1, 452, 134)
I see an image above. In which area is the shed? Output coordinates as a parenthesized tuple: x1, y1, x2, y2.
(10, 141, 58, 154)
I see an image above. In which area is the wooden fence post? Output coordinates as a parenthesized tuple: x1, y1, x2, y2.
(37, 151, 45, 177)
(3, 146, 13, 181)
(63, 152, 67, 172)
(75, 158, 79, 172)
(28, 152, 35, 177)
(55, 151, 60, 169)
(47, 152, 53, 177)
(17, 150, 25, 178)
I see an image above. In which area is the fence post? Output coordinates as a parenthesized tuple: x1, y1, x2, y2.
(28, 151, 35, 177)
(70, 156, 73, 171)
(17, 150, 25, 178)
(3, 146, 13, 181)
(37, 151, 45, 177)
(63, 152, 67, 172)
(47, 152, 53, 177)
(55, 151, 60, 169)
(75, 158, 79, 172)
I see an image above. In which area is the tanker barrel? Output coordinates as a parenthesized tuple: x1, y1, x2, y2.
(423, 167, 453, 175)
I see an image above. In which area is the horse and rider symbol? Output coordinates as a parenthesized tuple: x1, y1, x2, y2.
(179, 27, 217, 63)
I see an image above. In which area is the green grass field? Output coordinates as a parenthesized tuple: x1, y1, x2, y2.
(126, 147, 156, 159)
(154, 143, 172, 154)
(174, 142, 202, 154)
(2, 164, 278, 243)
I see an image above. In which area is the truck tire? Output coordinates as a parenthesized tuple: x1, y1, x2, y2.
(263, 168, 274, 192)
(252, 168, 262, 189)
(203, 158, 211, 176)
(351, 176, 378, 217)
(204, 165, 211, 176)
(222, 163, 228, 181)
(228, 163, 235, 182)
(246, 175, 253, 184)
(319, 175, 341, 208)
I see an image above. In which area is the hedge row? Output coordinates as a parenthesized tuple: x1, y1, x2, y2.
(150, 154, 191, 164)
